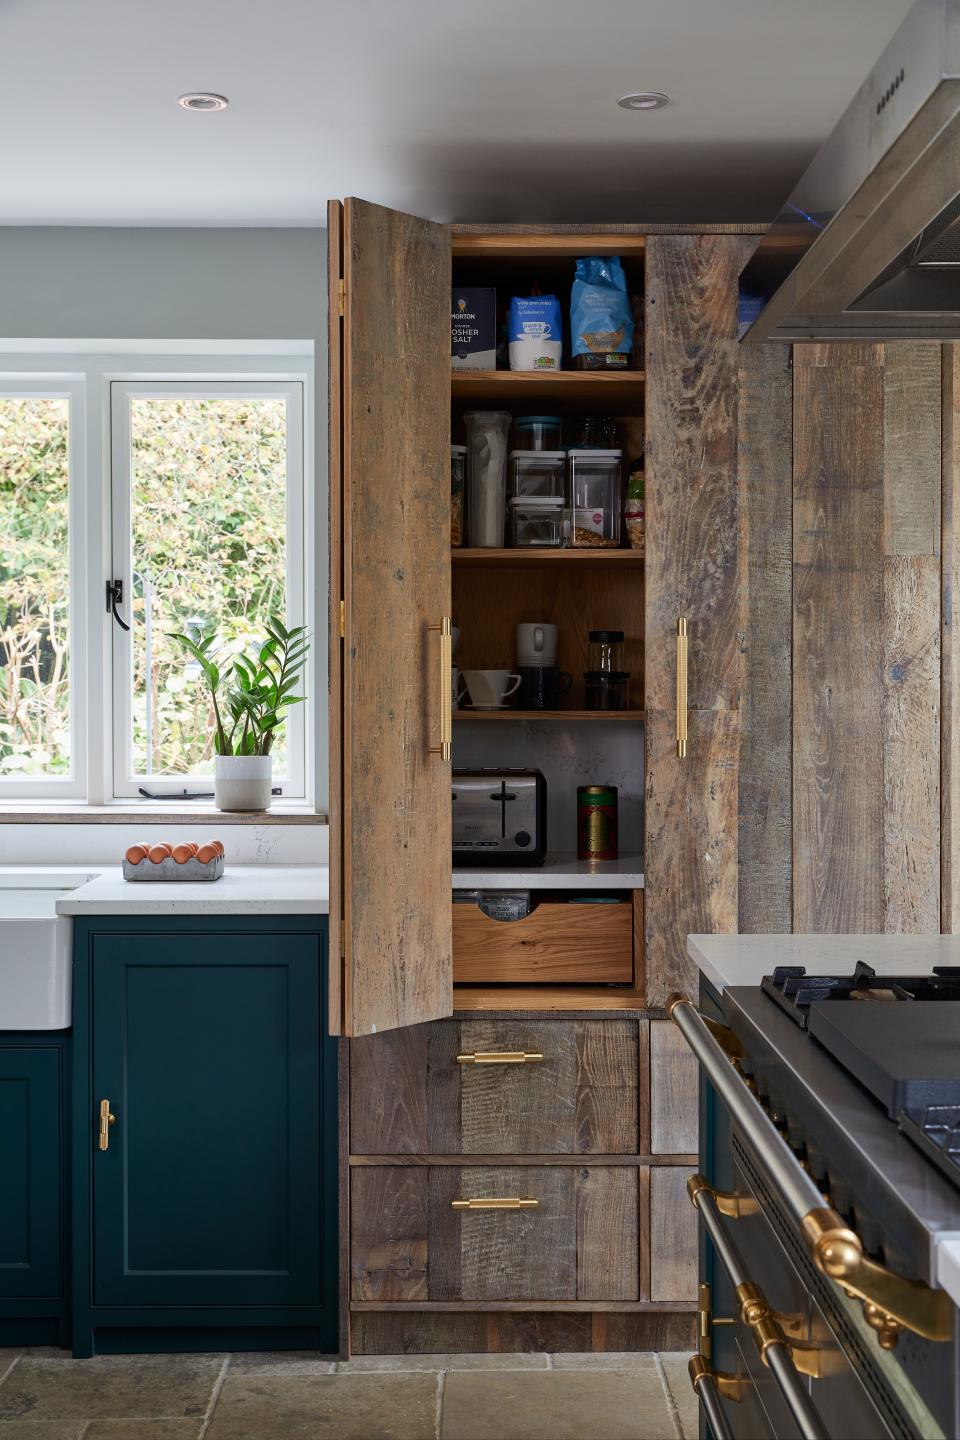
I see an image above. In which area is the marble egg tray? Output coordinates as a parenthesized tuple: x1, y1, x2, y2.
(122, 854, 225, 882)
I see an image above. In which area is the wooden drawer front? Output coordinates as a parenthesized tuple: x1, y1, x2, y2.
(452, 901, 633, 984)
(649, 1166, 697, 1302)
(351, 1019, 639, 1155)
(351, 1165, 640, 1302)
(649, 1020, 699, 1154)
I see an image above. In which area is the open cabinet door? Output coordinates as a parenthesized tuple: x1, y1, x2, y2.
(328, 198, 452, 1037)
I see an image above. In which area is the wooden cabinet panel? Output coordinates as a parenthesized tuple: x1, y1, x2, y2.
(649, 1021, 698, 1155)
(329, 196, 452, 1036)
(351, 1164, 640, 1302)
(350, 1019, 639, 1155)
(0, 1044, 62, 1302)
(649, 1166, 697, 1303)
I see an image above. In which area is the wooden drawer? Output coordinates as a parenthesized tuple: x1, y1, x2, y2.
(351, 1018, 639, 1155)
(452, 901, 633, 984)
(351, 1164, 640, 1302)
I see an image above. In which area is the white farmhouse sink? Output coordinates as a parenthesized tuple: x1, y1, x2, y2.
(0, 872, 94, 1029)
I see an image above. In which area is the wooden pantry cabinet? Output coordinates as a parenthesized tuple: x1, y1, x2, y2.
(328, 201, 751, 1353)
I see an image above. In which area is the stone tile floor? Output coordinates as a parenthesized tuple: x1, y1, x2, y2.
(0, 1348, 698, 1440)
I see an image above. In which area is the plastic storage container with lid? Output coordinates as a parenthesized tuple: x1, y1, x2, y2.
(510, 496, 566, 548)
(509, 450, 566, 498)
(513, 416, 563, 451)
(567, 449, 622, 548)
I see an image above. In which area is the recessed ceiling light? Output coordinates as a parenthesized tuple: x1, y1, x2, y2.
(617, 91, 670, 111)
(177, 93, 229, 112)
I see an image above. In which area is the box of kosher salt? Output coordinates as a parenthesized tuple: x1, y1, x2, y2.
(451, 287, 496, 370)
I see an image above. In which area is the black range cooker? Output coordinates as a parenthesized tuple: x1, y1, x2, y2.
(675, 960, 960, 1440)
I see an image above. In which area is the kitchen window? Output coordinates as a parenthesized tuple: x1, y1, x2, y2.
(0, 355, 314, 808)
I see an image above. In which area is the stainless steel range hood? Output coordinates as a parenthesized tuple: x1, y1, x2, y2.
(740, 0, 960, 342)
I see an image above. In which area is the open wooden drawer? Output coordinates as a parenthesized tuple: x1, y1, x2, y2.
(452, 900, 634, 984)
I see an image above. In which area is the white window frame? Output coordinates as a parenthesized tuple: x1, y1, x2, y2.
(0, 349, 315, 810)
(0, 376, 87, 799)
(109, 379, 307, 801)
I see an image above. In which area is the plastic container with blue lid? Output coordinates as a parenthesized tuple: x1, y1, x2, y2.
(513, 416, 563, 452)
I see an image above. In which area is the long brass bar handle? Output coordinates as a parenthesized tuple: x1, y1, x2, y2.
(456, 1051, 544, 1066)
(452, 1197, 539, 1211)
(98, 1098, 116, 1152)
(427, 617, 453, 762)
(676, 617, 688, 758)
(688, 1357, 739, 1440)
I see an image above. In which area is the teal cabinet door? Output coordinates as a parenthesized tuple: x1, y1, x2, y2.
(0, 1045, 62, 1301)
(90, 931, 322, 1309)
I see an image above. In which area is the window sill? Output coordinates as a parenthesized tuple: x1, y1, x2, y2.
(0, 803, 326, 826)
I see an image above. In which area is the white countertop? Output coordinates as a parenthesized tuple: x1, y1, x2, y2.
(55, 865, 329, 915)
(688, 933, 960, 993)
(453, 852, 644, 890)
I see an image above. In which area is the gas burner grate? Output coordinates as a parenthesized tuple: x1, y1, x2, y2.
(761, 961, 960, 1028)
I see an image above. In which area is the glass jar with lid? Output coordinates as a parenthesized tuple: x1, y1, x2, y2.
(567, 449, 622, 548)
(513, 415, 563, 451)
(588, 630, 624, 673)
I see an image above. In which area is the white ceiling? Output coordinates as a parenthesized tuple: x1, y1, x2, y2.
(0, 0, 914, 226)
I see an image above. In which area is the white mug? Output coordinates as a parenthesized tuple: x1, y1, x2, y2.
(516, 622, 557, 666)
(462, 669, 522, 709)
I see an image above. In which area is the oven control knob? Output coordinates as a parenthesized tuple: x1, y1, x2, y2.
(514, 831, 532, 847)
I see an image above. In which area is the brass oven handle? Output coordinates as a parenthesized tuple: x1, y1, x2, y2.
(670, 994, 954, 1348)
(676, 617, 688, 758)
(428, 617, 453, 762)
(688, 1356, 740, 1439)
(98, 1098, 116, 1152)
(456, 1051, 544, 1066)
(452, 1197, 539, 1211)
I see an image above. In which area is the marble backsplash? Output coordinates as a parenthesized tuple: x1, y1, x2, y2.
(452, 718, 644, 855)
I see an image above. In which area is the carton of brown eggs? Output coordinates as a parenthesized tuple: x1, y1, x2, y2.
(122, 841, 225, 882)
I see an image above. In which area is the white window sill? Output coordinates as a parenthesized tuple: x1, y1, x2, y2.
(0, 802, 326, 826)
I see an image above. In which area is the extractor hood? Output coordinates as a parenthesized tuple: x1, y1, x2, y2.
(740, 0, 960, 342)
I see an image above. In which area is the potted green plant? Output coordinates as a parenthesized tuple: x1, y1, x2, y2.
(169, 618, 309, 812)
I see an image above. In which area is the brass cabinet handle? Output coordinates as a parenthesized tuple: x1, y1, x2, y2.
(676, 617, 688, 758)
(688, 1175, 759, 1220)
(98, 1098, 116, 1152)
(428, 616, 453, 762)
(456, 1051, 544, 1066)
(452, 1197, 539, 1211)
(689, 1355, 743, 1440)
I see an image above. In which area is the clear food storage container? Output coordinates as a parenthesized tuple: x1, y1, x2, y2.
(510, 496, 566, 548)
(567, 449, 622, 548)
(508, 450, 566, 498)
(513, 415, 563, 451)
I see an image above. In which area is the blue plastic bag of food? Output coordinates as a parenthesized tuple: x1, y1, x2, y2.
(571, 256, 634, 366)
(508, 294, 563, 371)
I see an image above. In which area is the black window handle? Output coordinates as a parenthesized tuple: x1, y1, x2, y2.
(106, 579, 131, 632)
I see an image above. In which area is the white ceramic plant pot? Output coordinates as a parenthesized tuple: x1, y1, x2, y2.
(214, 754, 272, 812)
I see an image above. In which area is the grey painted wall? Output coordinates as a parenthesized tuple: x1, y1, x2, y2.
(0, 227, 325, 339)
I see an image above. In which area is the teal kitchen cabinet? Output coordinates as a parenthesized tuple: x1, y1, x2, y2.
(72, 916, 337, 1356)
(0, 1035, 69, 1347)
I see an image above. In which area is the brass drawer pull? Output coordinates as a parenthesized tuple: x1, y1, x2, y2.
(676, 617, 688, 758)
(456, 1051, 544, 1066)
(452, 1197, 539, 1211)
(427, 616, 453, 762)
(98, 1098, 116, 1152)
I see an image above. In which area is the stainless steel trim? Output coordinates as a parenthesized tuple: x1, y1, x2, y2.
(694, 1184, 830, 1440)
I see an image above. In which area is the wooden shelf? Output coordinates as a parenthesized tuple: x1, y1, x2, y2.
(454, 709, 642, 722)
(452, 369, 644, 404)
(452, 233, 647, 260)
(453, 547, 643, 567)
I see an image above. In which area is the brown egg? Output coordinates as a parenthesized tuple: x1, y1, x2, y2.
(171, 843, 195, 864)
(147, 843, 172, 864)
(211, 840, 225, 857)
(125, 844, 149, 865)
(195, 843, 218, 865)
(185, 841, 200, 856)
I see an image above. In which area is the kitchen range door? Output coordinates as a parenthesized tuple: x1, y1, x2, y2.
(328, 198, 453, 1037)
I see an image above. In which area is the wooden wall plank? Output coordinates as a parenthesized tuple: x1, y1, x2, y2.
(883, 345, 942, 557)
(575, 1168, 640, 1302)
(738, 345, 793, 933)
(793, 355, 886, 931)
(649, 1021, 699, 1155)
(350, 1167, 428, 1301)
(942, 346, 960, 933)
(574, 1022, 640, 1155)
(649, 1167, 698, 1304)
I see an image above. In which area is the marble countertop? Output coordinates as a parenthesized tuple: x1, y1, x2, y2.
(453, 852, 644, 890)
(688, 933, 960, 993)
(55, 865, 329, 915)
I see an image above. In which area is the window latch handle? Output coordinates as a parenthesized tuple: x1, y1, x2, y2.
(106, 579, 131, 633)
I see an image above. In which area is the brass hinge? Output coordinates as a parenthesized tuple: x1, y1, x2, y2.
(339, 599, 345, 638)
(338, 278, 346, 317)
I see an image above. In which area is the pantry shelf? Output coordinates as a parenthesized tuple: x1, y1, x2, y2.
(454, 709, 643, 722)
(451, 370, 645, 404)
(452, 547, 644, 567)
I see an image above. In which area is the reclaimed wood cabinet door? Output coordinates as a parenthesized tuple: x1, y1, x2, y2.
(644, 236, 749, 1003)
(328, 197, 452, 1037)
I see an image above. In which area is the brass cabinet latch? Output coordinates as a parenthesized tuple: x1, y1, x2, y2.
(98, 1099, 116, 1152)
